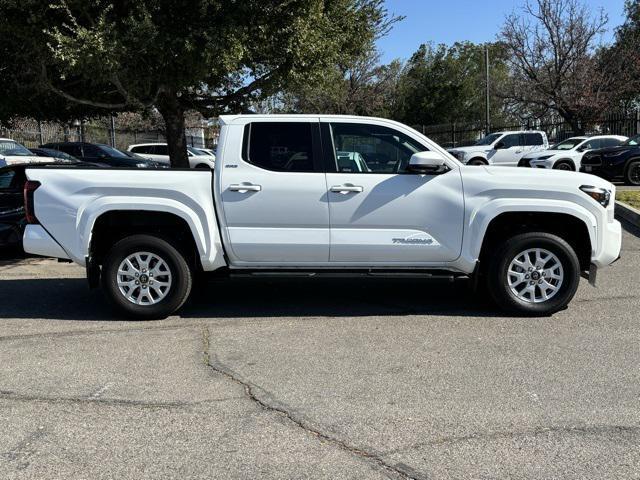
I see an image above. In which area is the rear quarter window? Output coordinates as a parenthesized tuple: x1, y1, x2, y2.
(242, 122, 316, 172)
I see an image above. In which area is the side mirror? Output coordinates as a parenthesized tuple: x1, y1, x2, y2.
(494, 141, 506, 150)
(407, 151, 446, 174)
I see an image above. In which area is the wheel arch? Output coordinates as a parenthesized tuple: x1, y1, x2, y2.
(79, 200, 226, 274)
(624, 157, 640, 182)
(468, 156, 489, 165)
(466, 202, 597, 272)
(88, 209, 204, 278)
(553, 158, 576, 170)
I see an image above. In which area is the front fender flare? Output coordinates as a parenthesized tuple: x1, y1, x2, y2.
(464, 199, 597, 263)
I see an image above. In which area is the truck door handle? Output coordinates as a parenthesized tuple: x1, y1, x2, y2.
(330, 184, 364, 194)
(229, 183, 262, 193)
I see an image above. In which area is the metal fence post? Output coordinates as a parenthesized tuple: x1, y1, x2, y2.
(37, 120, 44, 145)
(109, 116, 116, 147)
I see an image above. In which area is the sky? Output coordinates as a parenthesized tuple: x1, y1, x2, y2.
(377, 0, 628, 63)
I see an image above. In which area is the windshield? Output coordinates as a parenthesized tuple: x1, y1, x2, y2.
(0, 140, 32, 156)
(98, 145, 130, 159)
(624, 134, 640, 146)
(549, 138, 585, 150)
(187, 147, 204, 155)
(474, 133, 502, 146)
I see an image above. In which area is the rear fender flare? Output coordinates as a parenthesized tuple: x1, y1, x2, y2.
(77, 197, 226, 271)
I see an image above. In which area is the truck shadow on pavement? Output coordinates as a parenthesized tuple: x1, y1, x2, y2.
(0, 276, 502, 321)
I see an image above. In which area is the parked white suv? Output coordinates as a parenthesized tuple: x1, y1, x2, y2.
(519, 135, 628, 171)
(449, 131, 549, 166)
(127, 143, 215, 169)
(22, 115, 621, 319)
(0, 138, 55, 165)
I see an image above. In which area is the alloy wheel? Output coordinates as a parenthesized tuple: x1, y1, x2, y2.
(507, 248, 564, 303)
(116, 251, 172, 305)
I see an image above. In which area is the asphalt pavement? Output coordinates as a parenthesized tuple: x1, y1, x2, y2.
(0, 221, 639, 479)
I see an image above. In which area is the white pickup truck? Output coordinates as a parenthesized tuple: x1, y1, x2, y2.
(22, 115, 622, 319)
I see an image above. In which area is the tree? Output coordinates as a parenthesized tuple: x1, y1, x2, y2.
(277, 49, 402, 117)
(500, 0, 609, 133)
(0, 0, 393, 166)
(604, 0, 640, 106)
(392, 41, 511, 127)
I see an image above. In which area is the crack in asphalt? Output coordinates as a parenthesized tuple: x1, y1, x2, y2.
(1, 427, 47, 470)
(200, 326, 424, 480)
(382, 424, 640, 456)
(0, 324, 194, 343)
(0, 391, 186, 409)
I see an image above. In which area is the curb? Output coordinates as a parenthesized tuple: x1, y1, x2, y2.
(615, 200, 640, 227)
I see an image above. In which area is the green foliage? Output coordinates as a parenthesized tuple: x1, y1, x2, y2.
(278, 50, 403, 117)
(608, 0, 640, 105)
(392, 42, 510, 127)
(0, 0, 391, 116)
(0, 0, 392, 165)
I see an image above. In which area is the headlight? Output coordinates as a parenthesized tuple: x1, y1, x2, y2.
(136, 162, 150, 168)
(580, 185, 611, 207)
(536, 155, 553, 160)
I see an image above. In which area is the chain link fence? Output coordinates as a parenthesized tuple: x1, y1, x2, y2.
(412, 110, 640, 149)
(0, 119, 219, 151)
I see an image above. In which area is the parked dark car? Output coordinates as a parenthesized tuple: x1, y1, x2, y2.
(29, 147, 79, 163)
(0, 164, 27, 253)
(581, 134, 640, 185)
(40, 142, 164, 168)
(0, 162, 103, 254)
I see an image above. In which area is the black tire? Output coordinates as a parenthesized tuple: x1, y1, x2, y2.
(102, 235, 192, 320)
(467, 158, 487, 166)
(487, 232, 580, 316)
(553, 160, 575, 171)
(624, 160, 640, 186)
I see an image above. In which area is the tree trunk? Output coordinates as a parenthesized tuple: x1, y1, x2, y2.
(558, 107, 585, 136)
(157, 91, 190, 168)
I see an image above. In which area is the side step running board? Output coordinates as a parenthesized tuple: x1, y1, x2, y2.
(229, 270, 462, 281)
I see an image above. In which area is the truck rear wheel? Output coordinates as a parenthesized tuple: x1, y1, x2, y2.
(102, 235, 192, 319)
(487, 232, 580, 316)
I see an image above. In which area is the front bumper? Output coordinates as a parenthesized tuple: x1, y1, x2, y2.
(592, 219, 622, 268)
(529, 160, 552, 169)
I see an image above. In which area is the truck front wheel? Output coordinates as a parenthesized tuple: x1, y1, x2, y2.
(487, 232, 580, 316)
(102, 235, 192, 319)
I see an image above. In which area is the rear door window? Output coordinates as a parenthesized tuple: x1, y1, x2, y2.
(601, 138, 624, 148)
(523, 133, 544, 146)
(243, 123, 317, 172)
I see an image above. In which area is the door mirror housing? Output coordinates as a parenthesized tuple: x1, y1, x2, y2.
(407, 151, 447, 174)
(494, 141, 506, 150)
